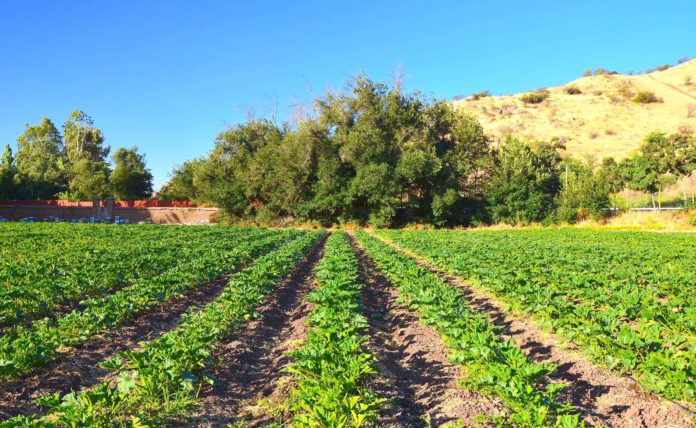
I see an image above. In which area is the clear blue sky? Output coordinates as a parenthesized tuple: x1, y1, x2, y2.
(1, 1, 695, 189)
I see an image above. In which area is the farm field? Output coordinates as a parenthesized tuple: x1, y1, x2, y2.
(0, 224, 694, 427)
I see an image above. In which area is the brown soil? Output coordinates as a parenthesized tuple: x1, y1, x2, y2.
(350, 235, 507, 427)
(0, 273, 240, 420)
(174, 235, 327, 427)
(374, 233, 696, 428)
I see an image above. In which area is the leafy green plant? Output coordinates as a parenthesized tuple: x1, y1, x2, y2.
(378, 228, 696, 403)
(3, 231, 324, 426)
(284, 231, 382, 426)
(0, 227, 296, 378)
(355, 231, 583, 427)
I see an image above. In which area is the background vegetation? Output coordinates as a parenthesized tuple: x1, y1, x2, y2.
(1, 76, 695, 228)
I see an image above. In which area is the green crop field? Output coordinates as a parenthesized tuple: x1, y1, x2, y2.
(0, 224, 693, 427)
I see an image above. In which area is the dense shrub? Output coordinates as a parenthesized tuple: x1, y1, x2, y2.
(689, 211, 696, 226)
(583, 68, 619, 77)
(520, 90, 549, 104)
(632, 91, 661, 104)
(470, 90, 491, 100)
(565, 85, 582, 95)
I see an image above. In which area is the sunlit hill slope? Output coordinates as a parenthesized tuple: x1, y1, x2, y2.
(454, 58, 696, 160)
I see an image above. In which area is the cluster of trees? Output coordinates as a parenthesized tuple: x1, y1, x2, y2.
(3, 79, 693, 227)
(159, 76, 696, 226)
(0, 110, 153, 201)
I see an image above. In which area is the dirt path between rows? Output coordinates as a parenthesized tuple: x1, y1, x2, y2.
(371, 233, 695, 428)
(350, 235, 506, 427)
(0, 271, 244, 420)
(175, 235, 327, 427)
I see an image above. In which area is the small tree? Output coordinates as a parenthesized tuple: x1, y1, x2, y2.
(641, 132, 696, 207)
(0, 144, 16, 199)
(619, 156, 660, 208)
(110, 147, 154, 200)
(555, 158, 611, 223)
(15, 118, 67, 199)
(486, 138, 562, 224)
(63, 110, 111, 200)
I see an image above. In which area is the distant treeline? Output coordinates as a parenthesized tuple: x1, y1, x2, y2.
(0, 110, 153, 201)
(2, 79, 695, 226)
(158, 76, 696, 226)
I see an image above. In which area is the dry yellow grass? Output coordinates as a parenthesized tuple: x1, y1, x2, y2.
(454, 59, 696, 160)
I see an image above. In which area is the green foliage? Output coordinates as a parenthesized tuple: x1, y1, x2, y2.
(63, 110, 111, 200)
(0, 227, 293, 378)
(520, 90, 549, 104)
(486, 138, 562, 224)
(632, 91, 660, 104)
(688, 211, 696, 226)
(15, 118, 67, 199)
(555, 158, 611, 223)
(164, 76, 491, 226)
(357, 231, 583, 426)
(110, 147, 154, 200)
(619, 155, 660, 194)
(286, 232, 381, 426)
(381, 228, 696, 403)
(157, 160, 201, 201)
(0, 144, 16, 199)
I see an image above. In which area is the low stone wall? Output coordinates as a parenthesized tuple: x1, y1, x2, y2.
(0, 204, 218, 225)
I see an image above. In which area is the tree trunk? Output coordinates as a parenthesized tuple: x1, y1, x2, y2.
(651, 193, 656, 210)
(684, 181, 689, 208)
(658, 188, 662, 211)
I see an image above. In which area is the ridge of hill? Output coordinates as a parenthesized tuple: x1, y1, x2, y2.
(454, 58, 696, 160)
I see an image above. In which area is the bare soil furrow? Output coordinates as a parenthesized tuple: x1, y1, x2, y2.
(374, 233, 695, 428)
(176, 235, 326, 427)
(350, 235, 506, 428)
(0, 272, 240, 420)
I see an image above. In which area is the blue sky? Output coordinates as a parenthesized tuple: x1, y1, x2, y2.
(1, 1, 695, 189)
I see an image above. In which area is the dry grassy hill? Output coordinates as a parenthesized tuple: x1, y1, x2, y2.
(454, 58, 696, 161)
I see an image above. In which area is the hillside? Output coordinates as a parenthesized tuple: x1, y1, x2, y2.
(454, 58, 696, 160)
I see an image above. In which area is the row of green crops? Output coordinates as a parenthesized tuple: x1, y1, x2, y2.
(0, 227, 300, 378)
(354, 231, 583, 427)
(2, 231, 324, 427)
(377, 228, 696, 403)
(283, 231, 382, 427)
(0, 225, 269, 326)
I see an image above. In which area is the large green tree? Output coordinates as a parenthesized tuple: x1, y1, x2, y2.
(62, 110, 110, 200)
(0, 144, 16, 199)
(640, 132, 696, 206)
(110, 146, 154, 200)
(486, 138, 562, 224)
(15, 118, 67, 199)
(168, 77, 492, 226)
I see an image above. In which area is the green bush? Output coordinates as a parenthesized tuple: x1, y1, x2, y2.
(520, 91, 549, 104)
(688, 211, 696, 226)
(632, 91, 661, 104)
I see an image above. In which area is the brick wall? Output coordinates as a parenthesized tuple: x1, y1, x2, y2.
(0, 204, 218, 224)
